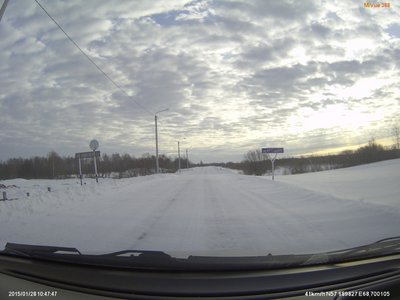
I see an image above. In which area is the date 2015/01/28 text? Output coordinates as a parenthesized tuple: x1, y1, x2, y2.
(8, 290, 58, 297)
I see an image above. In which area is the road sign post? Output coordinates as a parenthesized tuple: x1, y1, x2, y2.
(75, 150, 100, 184)
(93, 150, 98, 182)
(261, 148, 284, 181)
(89, 140, 99, 183)
(78, 157, 82, 185)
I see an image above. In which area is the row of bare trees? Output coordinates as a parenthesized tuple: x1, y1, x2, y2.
(0, 152, 189, 180)
(236, 120, 400, 176)
(227, 139, 400, 176)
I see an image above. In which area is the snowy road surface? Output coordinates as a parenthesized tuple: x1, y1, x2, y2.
(1, 160, 400, 257)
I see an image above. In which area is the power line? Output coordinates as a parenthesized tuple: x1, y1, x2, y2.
(34, 0, 153, 116)
(0, 0, 10, 22)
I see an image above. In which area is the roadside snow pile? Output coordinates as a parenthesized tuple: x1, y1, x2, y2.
(276, 158, 400, 208)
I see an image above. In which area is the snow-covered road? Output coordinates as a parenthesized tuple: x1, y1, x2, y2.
(1, 161, 400, 257)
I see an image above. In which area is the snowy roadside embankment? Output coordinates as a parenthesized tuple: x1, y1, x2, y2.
(275, 158, 400, 208)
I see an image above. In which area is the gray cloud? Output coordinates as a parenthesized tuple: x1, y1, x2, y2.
(0, 0, 399, 162)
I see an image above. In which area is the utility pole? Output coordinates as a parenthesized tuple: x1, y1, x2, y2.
(186, 148, 189, 169)
(155, 108, 168, 173)
(155, 114, 159, 173)
(178, 141, 181, 172)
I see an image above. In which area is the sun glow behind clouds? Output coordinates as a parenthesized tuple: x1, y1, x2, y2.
(344, 38, 376, 58)
(289, 46, 308, 64)
(289, 104, 382, 134)
(333, 78, 395, 99)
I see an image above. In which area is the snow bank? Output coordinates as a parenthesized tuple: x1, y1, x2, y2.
(276, 158, 400, 208)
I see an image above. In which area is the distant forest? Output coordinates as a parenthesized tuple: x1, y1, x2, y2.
(0, 140, 399, 180)
(0, 152, 189, 180)
(220, 140, 400, 176)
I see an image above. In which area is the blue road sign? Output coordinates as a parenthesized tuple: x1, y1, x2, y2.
(75, 151, 100, 159)
(261, 148, 284, 153)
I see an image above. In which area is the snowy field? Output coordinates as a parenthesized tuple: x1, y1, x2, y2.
(1, 159, 400, 258)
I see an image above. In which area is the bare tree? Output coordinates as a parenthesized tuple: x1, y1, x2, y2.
(243, 149, 269, 175)
(47, 151, 61, 178)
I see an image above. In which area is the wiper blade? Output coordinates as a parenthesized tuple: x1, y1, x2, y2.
(99, 249, 172, 259)
(2, 243, 81, 257)
(304, 236, 400, 265)
(1, 243, 308, 270)
(329, 236, 400, 258)
(1, 243, 176, 269)
(370, 236, 400, 244)
(4, 238, 399, 270)
(99, 249, 171, 258)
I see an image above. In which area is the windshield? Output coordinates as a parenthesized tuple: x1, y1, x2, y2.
(0, 0, 399, 265)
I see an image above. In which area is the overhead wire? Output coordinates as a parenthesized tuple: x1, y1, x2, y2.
(34, 0, 153, 116)
(0, 0, 10, 22)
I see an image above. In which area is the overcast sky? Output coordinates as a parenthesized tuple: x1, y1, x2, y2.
(1, 0, 399, 163)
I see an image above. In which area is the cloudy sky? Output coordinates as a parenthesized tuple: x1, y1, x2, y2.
(1, 0, 399, 163)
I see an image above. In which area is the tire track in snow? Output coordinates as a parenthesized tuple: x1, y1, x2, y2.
(127, 175, 201, 251)
(231, 176, 400, 253)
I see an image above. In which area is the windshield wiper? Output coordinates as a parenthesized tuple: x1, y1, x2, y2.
(304, 236, 400, 265)
(2, 243, 81, 257)
(1, 243, 177, 269)
(0, 243, 308, 270)
(3, 237, 400, 270)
